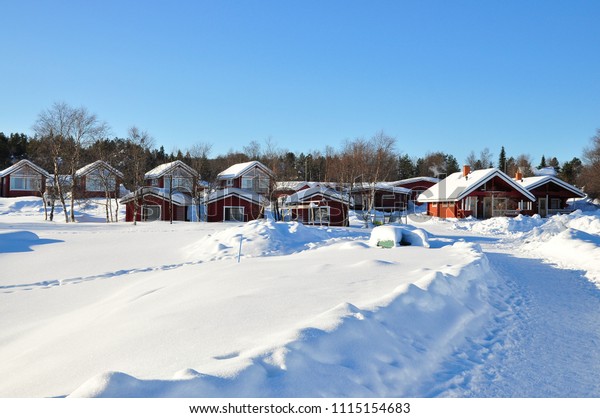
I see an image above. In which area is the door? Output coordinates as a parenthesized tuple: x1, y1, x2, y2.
(483, 197, 492, 219)
(538, 198, 547, 217)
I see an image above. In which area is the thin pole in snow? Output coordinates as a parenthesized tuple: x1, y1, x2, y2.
(237, 234, 243, 263)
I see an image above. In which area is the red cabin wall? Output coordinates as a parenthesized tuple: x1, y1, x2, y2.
(124, 194, 187, 222)
(0, 174, 46, 197)
(291, 195, 349, 227)
(207, 195, 263, 222)
(77, 176, 121, 199)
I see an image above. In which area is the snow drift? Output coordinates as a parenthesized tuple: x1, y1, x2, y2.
(69, 242, 493, 397)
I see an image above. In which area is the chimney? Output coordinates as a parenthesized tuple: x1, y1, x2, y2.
(462, 165, 470, 178)
(515, 169, 523, 181)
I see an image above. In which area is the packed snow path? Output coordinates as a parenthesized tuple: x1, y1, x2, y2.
(432, 240, 600, 397)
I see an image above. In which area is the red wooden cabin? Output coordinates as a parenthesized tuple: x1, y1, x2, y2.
(0, 160, 51, 198)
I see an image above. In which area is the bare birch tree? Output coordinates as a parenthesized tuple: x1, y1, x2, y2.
(126, 127, 154, 225)
(33, 102, 108, 222)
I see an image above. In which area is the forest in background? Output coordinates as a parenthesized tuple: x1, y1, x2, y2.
(2, 102, 599, 198)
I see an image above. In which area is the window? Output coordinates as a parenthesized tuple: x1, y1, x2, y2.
(224, 206, 244, 222)
(241, 176, 253, 189)
(312, 206, 330, 225)
(142, 205, 161, 221)
(165, 176, 193, 192)
(86, 174, 115, 192)
(10, 174, 40, 191)
(240, 175, 269, 192)
(226, 179, 234, 187)
(550, 198, 561, 210)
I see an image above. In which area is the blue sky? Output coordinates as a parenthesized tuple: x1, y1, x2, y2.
(2, 0, 599, 166)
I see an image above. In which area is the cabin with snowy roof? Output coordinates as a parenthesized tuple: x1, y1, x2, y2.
(74, 160, 123, 199)
(350, 183, 410, 213)
(388, 177, 439, 205)
(121, 187, 194, 222)
(204, 161, 275, 222)
(282, 186, 349, 227)
(144, 160, 199, 192)
(216, 161, 274, 195)
(516, 170, 585, 217)
(121, 160, 200, 222)
(0, 160, 51, 198)
(417, 166, 536, 219)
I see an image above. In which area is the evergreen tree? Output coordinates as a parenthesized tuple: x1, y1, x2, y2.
(538, 155, 546, 169)
(396, 154, 415, 179)
(498, 146, 507, 172)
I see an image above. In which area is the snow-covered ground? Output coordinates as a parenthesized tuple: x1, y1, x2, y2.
(0, 197, 599, 397)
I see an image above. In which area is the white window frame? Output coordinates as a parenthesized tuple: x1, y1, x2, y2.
(311, 206, 331, 225)
(241, 176, 253, 189)
(142, 205, 161, 221)
(86, 174, 116, 192)
(10, 174, 40, 191)
(223, 206, 245, 222)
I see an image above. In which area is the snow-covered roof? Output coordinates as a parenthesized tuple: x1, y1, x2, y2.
(0, 159, 52, 178)
(120, 187, 193, 206)
(145, 160, 198, 179)
(46, 175, 72, 187)
(274, 181, 321, 191)
(206, 187, 270, 206)
(284, 186, 350, 205)
(388, 177, 440, 187)
(351, 182, 411, 194)
(216, 161, 274, 180)
(75, 160, 123, 178)
(519, 176, 585, 198)
(417, 168, 536, 203)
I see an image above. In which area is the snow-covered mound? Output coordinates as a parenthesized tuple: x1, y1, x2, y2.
(368, 224, 430, 248)
(0, 196, 125, 222)
(184, 219, 367, 261)
(69, 242, 492, 397)
(520, 210, 600, 286)
(452, 214, 546, 236)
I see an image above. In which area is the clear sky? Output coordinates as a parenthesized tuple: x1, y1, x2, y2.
(2, 0, 599, 166)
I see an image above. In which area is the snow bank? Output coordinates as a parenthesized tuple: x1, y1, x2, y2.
(184, 219, 367, 261)
(0, 196, 125, 222)
(452, 214, 546, 236)
(0, 230, 62, 253)
(70, 242, 493, 397)
(368, 224, 430, 248)
(521, 210, 600, 286)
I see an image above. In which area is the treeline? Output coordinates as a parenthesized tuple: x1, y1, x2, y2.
(2, 103, 600, 199)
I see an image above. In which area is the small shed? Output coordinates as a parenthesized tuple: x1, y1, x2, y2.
(121, 187, 194, 222)
(283, 186, 349, 227)
(206, 188, 268, 222)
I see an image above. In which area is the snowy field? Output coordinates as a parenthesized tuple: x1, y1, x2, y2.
(1, 197, 599, 398)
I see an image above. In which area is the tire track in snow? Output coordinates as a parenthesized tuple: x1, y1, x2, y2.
(432, 243, 600, 397)
(0, 261, 203, 293)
